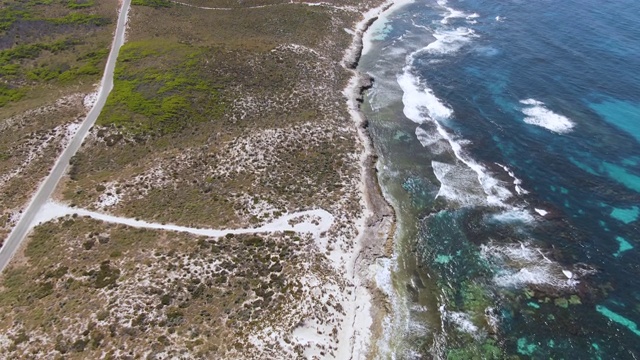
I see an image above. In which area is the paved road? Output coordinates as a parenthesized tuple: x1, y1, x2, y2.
(0, 0, 131, 273)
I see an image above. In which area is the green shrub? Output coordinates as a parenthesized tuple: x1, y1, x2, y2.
(0, 42, 106, 104)
(0, 84, 25, 107)
(49, 13, 110, 26)
(132, 0, 172, 8)
(0, 39, 79, 65)
(67, 0, 95, 9)
(0, 8, 31, 32)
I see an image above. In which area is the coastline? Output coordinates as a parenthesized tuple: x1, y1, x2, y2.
(0, 0, 406, 357)
(3, 0, 637, 357)
(340, 0, 413, 357)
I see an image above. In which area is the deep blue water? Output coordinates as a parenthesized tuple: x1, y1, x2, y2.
(361, 0, 640, 358)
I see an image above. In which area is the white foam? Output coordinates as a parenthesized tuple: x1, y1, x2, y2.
(490, 209, 534, 223)
(495, 163, 529, 195)
(410, 0, 478, 54)
(415, 126, 439, 146)
(425, 27, 476, 54)
(520, 98, 543, 106)
(434, 128, 512, 206)
(481, 242, 550, 264)
(432, 161, 486, 206)
(415, 127, 447, 154)
(441, 8, 467, 24)
(447, 311, 480, 335)
(438, 0, 478, 25)
(397, 71, 453, 123)
(494, 266, 561, 287)
(562, 270, 574, 279)
(473, 45, 500, 57)
(481, 243, 578, 289)
(520, 99, 575, 134)
(534, 208, 548, 216)
(372, 258, 394, 297)
(361, 0, 415, 55)
(410, 19, 430, 31)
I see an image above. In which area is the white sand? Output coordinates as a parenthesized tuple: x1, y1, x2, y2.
(83, 91, 99, 109)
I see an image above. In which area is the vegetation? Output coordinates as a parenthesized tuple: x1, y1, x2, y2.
(0, 218, 330, 357)
(0, 0, 107, 34)
(97, 41, 224, 135)
(447, 339, 513, 360)
(0, 0, 118, 244)
(56, 0, 364, 233)
(67, 0, 95, 9)
(132, 0, 172, 7)
(1, 0, 375, 357)
(0, 39, 100, 84)
(0, 7, 31, 32)
(48, 12, 110, 26)
(0, 84, 25, 107)
(0, 39, 79, 65)
(0, 0, 113, 108)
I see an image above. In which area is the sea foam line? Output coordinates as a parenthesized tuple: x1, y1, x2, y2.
(495, 163, 529, 195)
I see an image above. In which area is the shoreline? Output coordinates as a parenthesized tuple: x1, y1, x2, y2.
(1, 1, 405, 357)
(341, 0, 413, 357)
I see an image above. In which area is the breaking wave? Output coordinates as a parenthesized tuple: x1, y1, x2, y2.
(398, 68, 513, 207)
(480, 242, 591, 289)
(520, 99, 575, 134)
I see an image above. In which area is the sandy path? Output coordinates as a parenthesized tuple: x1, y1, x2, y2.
(31, 201, 334, 238)
(170, 0, 358, 12)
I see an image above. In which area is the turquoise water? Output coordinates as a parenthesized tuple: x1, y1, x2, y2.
(591, 100, 640, 143)
(360, 0, 640, 358)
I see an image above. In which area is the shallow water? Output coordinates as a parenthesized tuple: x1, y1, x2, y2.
(360, 0, 640, 358)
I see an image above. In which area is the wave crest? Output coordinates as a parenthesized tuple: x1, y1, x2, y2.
(520, 99, 575, 134)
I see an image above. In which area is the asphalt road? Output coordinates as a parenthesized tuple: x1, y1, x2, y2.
(0, 0, 131, 273)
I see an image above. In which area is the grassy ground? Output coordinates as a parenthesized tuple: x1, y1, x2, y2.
(98, 40, 225, 135)
(60, 0, 367, 230)
(0, 0, 117, 113)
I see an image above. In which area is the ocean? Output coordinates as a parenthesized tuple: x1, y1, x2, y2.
(358, 0, 640, 358)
